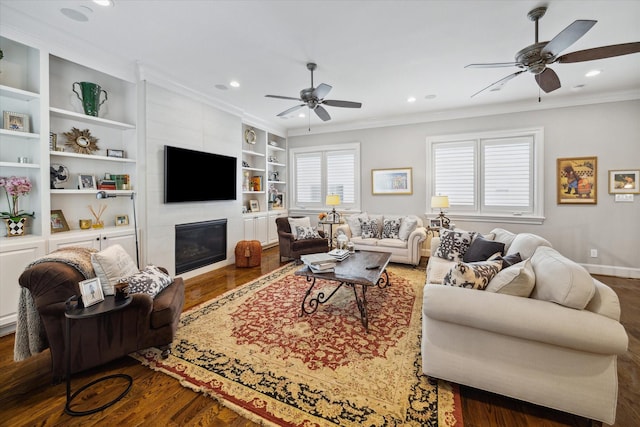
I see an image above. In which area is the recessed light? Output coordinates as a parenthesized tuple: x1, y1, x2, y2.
(407, 96, 416, 103)
(298, 113, 305, 118)
(93, 0, 114, 6)
(585, 70, 601, 77)
(229, 81, 240, 88)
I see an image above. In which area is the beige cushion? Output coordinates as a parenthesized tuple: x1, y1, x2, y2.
(490, 228, 516, 252)
(530, 246, 596, 309)
(398, 216, 418, 241)
(506, 233, 552, 259)
(378, 238, 408, 249)
(345, 213, 368, 237)
(426, 256, 455, 284)
(288, 217, 311, 239)
(486, 258, 535, 297)
(91, 244, 139, 295)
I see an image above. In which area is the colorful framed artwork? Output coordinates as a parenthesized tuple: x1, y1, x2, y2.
(557, 157, 597, 204)
(50, 210, 70, 233)
(371, 167, 413, 195)
(608, 170, 639, 194)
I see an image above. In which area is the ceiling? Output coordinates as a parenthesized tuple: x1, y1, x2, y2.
(2, 0, 639, 135)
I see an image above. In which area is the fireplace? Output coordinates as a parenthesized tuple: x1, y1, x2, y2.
(175, 219, 227, 274)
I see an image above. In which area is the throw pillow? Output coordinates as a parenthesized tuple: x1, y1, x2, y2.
(346, 213, 368, 237)
(122, 265, 173, 298)
(488, 252, 523, 268)
(506, 233, 552, 259)
(485, 259, 535, 297)
(463, 235, 505, 262)
(295, 225, 321, 240)
(91, 244, 139, 296)
(359, 218, 380, 239)
(381, 218, 401, 239)
(434, 228, 477, 262)
(443, 260, 502, 290)
(398, 216, 418, 241)
(288, 217, 311, 239)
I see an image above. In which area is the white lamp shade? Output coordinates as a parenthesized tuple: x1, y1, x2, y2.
(431, 195, 449, 209)
(326, 194, 341, 206)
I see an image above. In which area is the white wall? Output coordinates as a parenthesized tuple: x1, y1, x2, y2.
(288, 100, 640, 277)
(142, 82, 243, 278)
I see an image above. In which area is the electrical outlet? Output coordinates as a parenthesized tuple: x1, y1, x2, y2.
(590, 249, 598, 258)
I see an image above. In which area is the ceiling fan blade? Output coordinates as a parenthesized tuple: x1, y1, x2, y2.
(265, 94, 301, 101)
(471, 70, 525, 98)
(556, 42, 640, 63)
(465, 62, 519, 68)
(535, 68, 561, 93)
(322, 100, 362, 108)
(276, 104, 305, 117)
(313, 83, 332, 99)
(541, 20, 597, 57)
(314, 105, 331, 121)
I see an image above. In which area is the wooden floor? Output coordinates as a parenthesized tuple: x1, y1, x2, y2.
(0, 246, 638, 426)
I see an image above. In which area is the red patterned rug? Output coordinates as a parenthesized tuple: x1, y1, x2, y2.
(132, 263, 464, 426)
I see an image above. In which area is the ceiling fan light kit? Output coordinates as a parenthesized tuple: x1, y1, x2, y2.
(265, 62, 362, 123)
(467, 6, 640, 98)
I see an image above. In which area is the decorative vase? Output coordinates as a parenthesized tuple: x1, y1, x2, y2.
(72, 81, 108, 117)
(5, 217, 27, 237)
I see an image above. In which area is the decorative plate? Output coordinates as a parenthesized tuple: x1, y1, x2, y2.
(244, 128, 257, 145)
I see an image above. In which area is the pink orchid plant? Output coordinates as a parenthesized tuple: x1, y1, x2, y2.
(0, 176, 35, 221)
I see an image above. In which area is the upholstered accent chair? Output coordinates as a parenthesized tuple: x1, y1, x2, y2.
(17, 251, 184, 382)
(276, 216, 328, 262)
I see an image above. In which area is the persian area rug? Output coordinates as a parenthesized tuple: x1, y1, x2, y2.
(131, 263, 464, 427)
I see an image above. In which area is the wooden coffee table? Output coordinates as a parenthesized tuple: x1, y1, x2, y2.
(295, 250, 392, 332)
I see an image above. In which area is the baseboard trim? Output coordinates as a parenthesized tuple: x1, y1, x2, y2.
(582, 263, 640, 279)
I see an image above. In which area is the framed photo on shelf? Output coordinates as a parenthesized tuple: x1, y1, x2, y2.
(430, 218, 442, 228)
(107, 149, 125, 158)
(608, 170, 639, 194)
(272, 193, 284, 209)
(115, 214, 129, 226)
(249, 199, 260, 212)
(371, 167, 413, 195)
(78, 174, 96, 190)
(50, 210, 70, 233)
(3, 111, 30, 132)
(557, 157, 597, 204)
(79, 277, 104, 307)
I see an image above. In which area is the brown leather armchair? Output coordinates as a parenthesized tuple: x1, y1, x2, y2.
(18, 253, 184, 383)
(276, 216, 328, 262)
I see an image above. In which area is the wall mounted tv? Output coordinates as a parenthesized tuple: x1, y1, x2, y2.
(164, 145, 237, 203)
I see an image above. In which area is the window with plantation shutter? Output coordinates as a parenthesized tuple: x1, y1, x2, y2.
(427, 128, 544, 223)
(291, 143, 360, 210)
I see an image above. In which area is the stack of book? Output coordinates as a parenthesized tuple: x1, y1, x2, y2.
(300, 253, 337, 273)
(97, 179, 117, 190)
(328, 248, 350, 261)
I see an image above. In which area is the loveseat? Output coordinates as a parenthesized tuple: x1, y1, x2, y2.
(335, 214, 427, 266)
(421, 228, 628, 424)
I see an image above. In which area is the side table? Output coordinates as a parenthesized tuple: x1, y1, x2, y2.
(319, 220, 343, 249)
(64, 295, 133, 416)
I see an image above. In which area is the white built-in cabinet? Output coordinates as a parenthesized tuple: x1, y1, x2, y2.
(241, 123, 287, 246)
(48, 228, 137, 261)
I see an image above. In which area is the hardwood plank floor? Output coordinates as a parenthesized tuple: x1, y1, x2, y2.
(0, 246, 637, 426)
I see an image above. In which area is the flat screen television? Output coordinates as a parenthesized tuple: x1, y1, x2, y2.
(164, 145, 237, 203)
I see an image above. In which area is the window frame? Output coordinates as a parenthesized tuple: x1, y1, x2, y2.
(426, 127, 545, 225)
(289, 142, 361, 211)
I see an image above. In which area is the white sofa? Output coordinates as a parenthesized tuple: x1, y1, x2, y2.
(421, 228, 628, 424)
(335, 214, 427, 266)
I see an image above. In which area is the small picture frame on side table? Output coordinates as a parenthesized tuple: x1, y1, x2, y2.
(107, 149, 125, 158)
(115, 214, 129, 226)
(78, 174, 96, 190)
(79, 277, 104, 307)
(430, 218, 442, 228)
(50, 210, 70, 233)
(249, 199, 260, 212)
(3, 111, 30, 132)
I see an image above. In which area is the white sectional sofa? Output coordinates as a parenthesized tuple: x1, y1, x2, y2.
(336, 214, 427, 266)
(421, 228, 628, 424)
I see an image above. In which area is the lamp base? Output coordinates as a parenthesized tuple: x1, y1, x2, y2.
(438, 211, 450, 229)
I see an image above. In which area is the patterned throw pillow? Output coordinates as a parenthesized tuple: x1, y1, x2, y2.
(359, 218, 380, 239)
(124, 265, 173, 298)
(434, 228, 477, 262)
(443, 260, 502, 290)
(381, 218, 401, 239)
(295, 226, 321, 240)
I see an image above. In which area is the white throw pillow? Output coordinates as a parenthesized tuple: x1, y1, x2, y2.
(490, 228, 516, 253)
(288, 217, 311, 239)
(398, 216, 418, 241)
(426, 256, 457, 284)
(486, 258, 535, 297)
(506, 233, 552, 259)
(91, 244, 139, 295)
(345, 213, 368, 237)
(530, 246, 596, 309)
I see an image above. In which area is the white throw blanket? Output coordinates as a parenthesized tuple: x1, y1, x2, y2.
(13, 247, 96, 361)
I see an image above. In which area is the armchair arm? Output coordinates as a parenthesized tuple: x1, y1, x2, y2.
(406, 226, 427, 265)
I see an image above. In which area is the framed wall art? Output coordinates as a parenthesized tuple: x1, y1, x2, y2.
(50, 210, 70, 233)
(608, 170, 639, 194)
(3, 111, 30, 132)
(557, 157, 597, 204)
(371, 167, 413, 195)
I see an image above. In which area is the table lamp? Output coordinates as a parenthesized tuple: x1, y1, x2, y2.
(326, 194, 341, 223)
(431, 195, 450, 228)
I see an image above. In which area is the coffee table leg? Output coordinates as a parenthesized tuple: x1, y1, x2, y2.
(300, 276, 345, 316)
(352, 283, 369, 332)
(377, 270, 390, 288)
